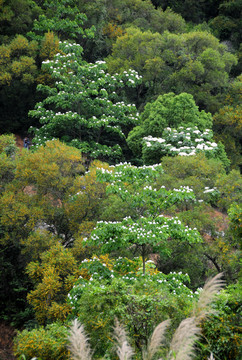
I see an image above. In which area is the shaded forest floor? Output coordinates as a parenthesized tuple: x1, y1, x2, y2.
(15, 134, 24, 150)
(0, 322, 16, 360)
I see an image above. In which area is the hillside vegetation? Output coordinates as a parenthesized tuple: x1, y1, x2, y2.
(0, 1, 241, 359)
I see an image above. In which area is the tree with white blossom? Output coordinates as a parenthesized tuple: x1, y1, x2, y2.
(142, 126, 230, 169)
(86, 163, 202, 274)
(29, 40, 142, 163)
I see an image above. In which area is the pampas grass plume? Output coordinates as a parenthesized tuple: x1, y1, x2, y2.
(168, 273, 224, 360)
(169, 317, 200, 360)
(143, 319, 170, 360)
(68, 319, 93, 360)
(192, 273, 224, 322)
(113, 319, 134, 360)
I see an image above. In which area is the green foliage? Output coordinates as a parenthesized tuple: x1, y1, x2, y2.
(152, 0, 222, 23)
(29, 40, 142, 163)
(209, 0, 242, 47)
(157, 154, 227, 207)
(14, 322, 69, 360)
(107, 28, 237, 112)
(0, 0, 41, 42)
(141, 126, 230, 170)
(213, 104, 242, 170)
(68, 258, 195, 357)
(228, 203, 242, 242)
(212, 75, 242, 169)
(141, 93, 213, 133)
(28, 0, 95, 42)
(127, 92, 213, 159)
(0, 241, 34, 326)
(215, 169, 242, 211)
(77, 0, 186, 60)
(197, 282, 242, 360)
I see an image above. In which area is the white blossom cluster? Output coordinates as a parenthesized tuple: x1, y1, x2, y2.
(67, 261, 199, 310)
(89, 215, 200, 249)
(143, 126, 218, 157)
(203, 186, 218, 193)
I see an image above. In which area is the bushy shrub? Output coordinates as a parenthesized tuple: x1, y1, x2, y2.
(14, 323, 70, 360)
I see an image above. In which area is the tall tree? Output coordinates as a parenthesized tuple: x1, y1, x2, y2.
(77, 0, 186, 60)
(0, 0, 41, 42)
(0, 35, 39, 132)
(86, 163, 201, 274)
(107, 28, 237, 112)
(29, 40, 142, 163)
(127, 92, 213, 158)
(213, 75, 242, 170)
(151, 0, 221, 23)
(28, 0, 95, 42)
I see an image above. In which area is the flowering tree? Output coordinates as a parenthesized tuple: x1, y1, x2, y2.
(127, 92, 213, 159)
(142, 126, 230, 169)
(29, 40, 142, 163)
(28, 0, 95, 41)
(86, 163, 202, 273)
(66, 255, 199, 356)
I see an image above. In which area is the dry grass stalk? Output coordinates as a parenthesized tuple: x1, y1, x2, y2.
(113, 319, 134, 360)
(68, 319, 92, 360)
(143, 319, 171, 360)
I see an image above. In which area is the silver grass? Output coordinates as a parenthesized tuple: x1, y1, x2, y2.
(143, 319, 171, 360)
(68, 319, 93, 360)
(113, 319, 134, 360)
(192, 273, 225, 322)
(169, 317, 200, 360)
(168, 273, 224, 360)
(207, 354, 215, 360)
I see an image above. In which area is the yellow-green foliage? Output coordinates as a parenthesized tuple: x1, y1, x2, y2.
(0, 34, 38, 85)
(0, 133, 16, 153)
(0, 190, 44, 245)
(0, 134, 17, 193)
(65, 160, 107, 235)
(26, 243, 80, 324)
(39, 31, 60, 60)
(216, 170, 242, 210)
(14, 323, 70, 360)
(20, 230, 56, 262)
(15, 140, 85, 197)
